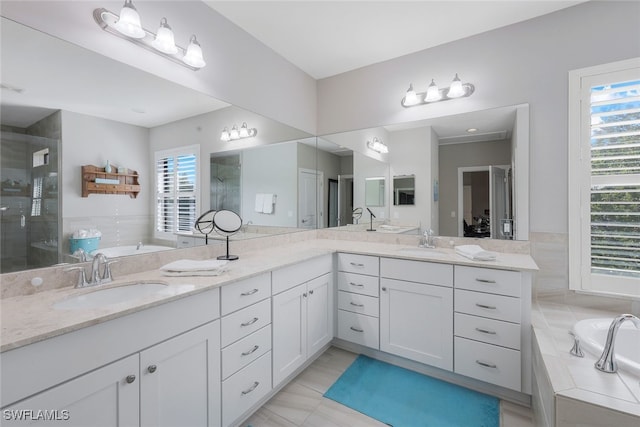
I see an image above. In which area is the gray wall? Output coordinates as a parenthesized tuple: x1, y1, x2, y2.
(438, 140, 512, 236)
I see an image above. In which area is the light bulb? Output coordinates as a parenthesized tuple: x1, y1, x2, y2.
(404, 84, 418, 106)
(114, 0, 145, 39)
(447, 73, 465, 98)
(425, 79, 441, 102)
(152, 18, 178, 54)
(220, 127, 231, 142)
(229, 125, 240, 140)
(183, 35, 206, 68)
(239, 122, 249, 138)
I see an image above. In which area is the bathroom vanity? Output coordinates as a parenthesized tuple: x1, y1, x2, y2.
(0, 235, 537, 427)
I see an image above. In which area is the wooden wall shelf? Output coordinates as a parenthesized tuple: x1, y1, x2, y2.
(81, 165, 140, 198)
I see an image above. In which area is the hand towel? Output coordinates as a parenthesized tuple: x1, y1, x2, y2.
(160, 259, 228, 272)
(262, 193, 274, 214)
(161, 269, 227, 277)
(455, 245, 497, 261)
(255, 193, 265, 213)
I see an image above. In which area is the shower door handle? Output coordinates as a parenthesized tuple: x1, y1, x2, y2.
(20, 215, 25, 228)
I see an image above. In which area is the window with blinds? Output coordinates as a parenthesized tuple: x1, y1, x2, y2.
(569, 59, 640, 297)
(154, 146, 199, 238)
(589, 79, 640, 280)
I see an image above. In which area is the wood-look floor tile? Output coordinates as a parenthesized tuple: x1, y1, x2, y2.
(302, 397, 388, 427)
(262, 382, 323, 425)
(242, 407, 298, 427)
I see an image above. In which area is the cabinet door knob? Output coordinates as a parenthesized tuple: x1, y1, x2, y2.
(303, 292, 308, 297)
(147, 365, 158, 373)
(309, 290, 314, 295)
(125, 374, 136, 384)
(381, 287, 387, 291)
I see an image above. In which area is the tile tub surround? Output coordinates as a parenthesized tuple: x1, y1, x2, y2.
(1, 234, 537, 352)
(532, 301, 640, 426)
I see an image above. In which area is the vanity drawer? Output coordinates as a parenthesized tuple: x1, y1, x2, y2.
(222, 351, 272, 427)
(338, 291, 379, 317)
(337, 310, 379, 349)
(221, 273, 271, 316)
(272, 254, 332, 295)
(221, 298, 271, 347)
(454, 313, 521, 350)
(337, 271, 379, 297)
(380, 257, 453, 287)
(222, 325, 271, 380)
(455, 289, 521, 324)
(455, 265, 521, 297)
(454, 337, 521, 391)
(337, 253, 379, 276)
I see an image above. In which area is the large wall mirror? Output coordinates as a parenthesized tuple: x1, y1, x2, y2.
(0, 17, 313, 274)
(318, 104, 530, 241)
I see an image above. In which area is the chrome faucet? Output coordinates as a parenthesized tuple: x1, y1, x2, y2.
(419, 228, 436, 248)
(91, 253, 107, 285)
(136, 241, 143, 250)
(595, 314, 640, 373)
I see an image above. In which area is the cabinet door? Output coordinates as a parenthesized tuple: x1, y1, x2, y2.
(140, 320, 221, 427)
(272, 283, 307, 387)
(307, 273, 333, 357)
(3, 355, 139, 427)
(380, 278, 453, 371)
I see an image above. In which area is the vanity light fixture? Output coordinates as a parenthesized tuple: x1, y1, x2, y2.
(220, 122, 257, 141)
(367, 137, 389, 154)
(94, 1, 206, 70)
(401, 73, 474, 107)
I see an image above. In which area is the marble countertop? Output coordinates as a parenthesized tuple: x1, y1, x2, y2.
(1, 238, 537, 353)
(532, 301, 640, 419)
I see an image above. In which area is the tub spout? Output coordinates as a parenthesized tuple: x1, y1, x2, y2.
(595, 314, 640, 373)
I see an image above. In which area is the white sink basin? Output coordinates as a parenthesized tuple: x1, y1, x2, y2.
(395, 247, 449, 258)
(54, 282, 169, 310)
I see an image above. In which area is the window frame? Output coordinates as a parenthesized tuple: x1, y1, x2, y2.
(153, 144, 200, 241)
(568, 58, 640, 298)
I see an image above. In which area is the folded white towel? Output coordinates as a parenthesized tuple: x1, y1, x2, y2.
(160, 259, 228, 272)
(255, 193, 264, 213)
(455, 245, 497, 261)
(262, 193, 274, 214)
(162, 269, 227, 277)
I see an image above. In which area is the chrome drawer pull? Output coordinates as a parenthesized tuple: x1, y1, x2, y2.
(240, 288, 259, 296)
(350, 326, 364, 333)
(476, 360, 497, 369)
(475, 327, 497, 335)
(475, 303, 497, 310)
(350, 262, 365, 268)
(241, 317, 259, 327)
(349, 282, 364, 287)
(475, 278, 497, 284)
(241, 345, 260, 356)
(350, 302, 364, 307)
(241, 381, 260, 395)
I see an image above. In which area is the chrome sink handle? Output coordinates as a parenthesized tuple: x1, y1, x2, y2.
(568, 331, 584, 358)
(65, 266, 89, 288)
(101, 259, 118, 283)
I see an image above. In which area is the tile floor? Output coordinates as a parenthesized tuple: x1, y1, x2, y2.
(244, 347, 534, 427)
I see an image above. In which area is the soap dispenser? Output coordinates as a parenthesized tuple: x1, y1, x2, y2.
(105, 160, 112, 173)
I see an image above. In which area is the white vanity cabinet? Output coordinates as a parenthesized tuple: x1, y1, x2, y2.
(220, 273, 273, 427)
(0, 289, 222, 427)
(272, 255, 333, 387)
(453, 265, 529, 392)
(379, 258, 454, 370)
(336, 253, 380, 349)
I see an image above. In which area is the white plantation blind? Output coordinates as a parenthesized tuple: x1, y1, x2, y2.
(569, 59, 640, 297)
(155, 145, 199, 238)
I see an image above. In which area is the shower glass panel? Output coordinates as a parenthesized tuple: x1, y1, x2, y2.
(210, 154, 241, 213)
(1, 131, 60, 273)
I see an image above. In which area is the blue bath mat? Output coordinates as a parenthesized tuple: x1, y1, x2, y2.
(324, 355, 499, 427)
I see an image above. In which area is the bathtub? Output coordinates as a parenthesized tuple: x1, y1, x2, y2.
(573, 317, 640, 377)
(90, 245, 173, 258)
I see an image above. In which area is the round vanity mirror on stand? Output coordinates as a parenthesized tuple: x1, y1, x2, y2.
(194, 209, 216, 245)
(213, 210, 242, 261)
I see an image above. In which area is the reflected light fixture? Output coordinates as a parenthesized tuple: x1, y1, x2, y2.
(221, 122, 257, 141)
(94, 1, 206, 70)
(401, 74, 474, 107)
(367, 137, 389, 154)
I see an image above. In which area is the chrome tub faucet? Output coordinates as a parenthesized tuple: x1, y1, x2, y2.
(595, 313, 640, 373)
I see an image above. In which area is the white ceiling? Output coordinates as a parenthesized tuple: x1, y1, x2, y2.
(205, 1, 585, 79)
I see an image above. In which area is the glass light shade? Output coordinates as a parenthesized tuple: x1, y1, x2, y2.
(404, 84, 418, 106)
(425, 79, 441, 102)
(220, 127, 231, 142)
(229, 125, 240, 140)
(114, 0, 145, 39)
(183, 35, 206, 68)
(239, 123, 249, 138)
(368, 137, 388, 154)
(152, 18, 178, 54)
(447, 73, 465, 98)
